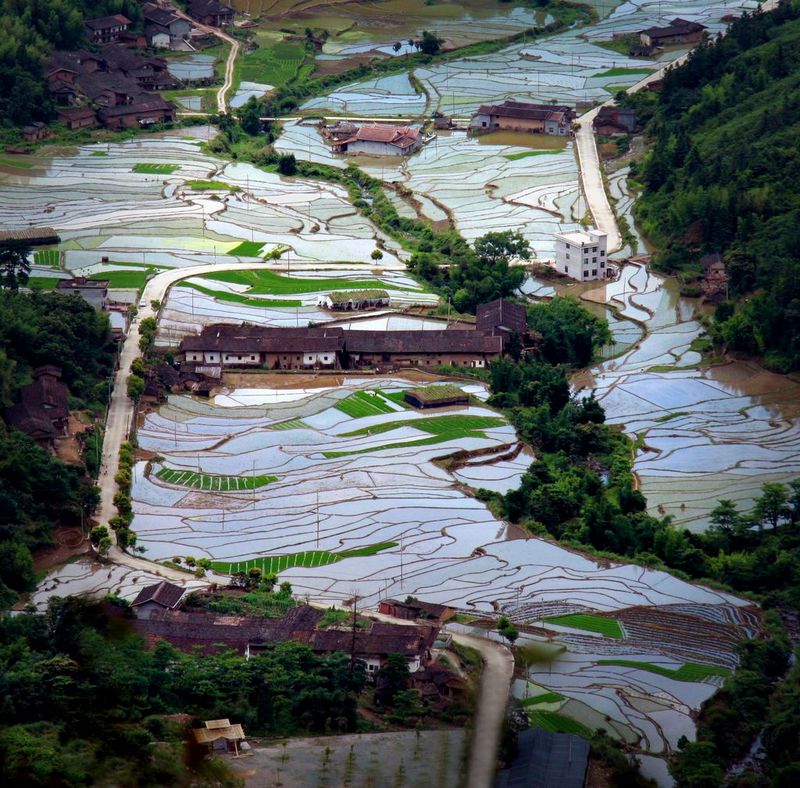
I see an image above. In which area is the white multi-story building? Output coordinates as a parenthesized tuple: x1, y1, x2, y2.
(554, 230, 608, 281)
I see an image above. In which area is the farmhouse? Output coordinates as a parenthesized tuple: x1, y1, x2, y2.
(476, 298, 528, 342)
(0, 227, 60, 246)
(378, 598, 456, 623)
(85, 15, 131, 45)
(142, 3, 192, 49)
(700, 252, 729, 302)
(639, 18, 706, 47)
(470, 100, 575, 136)
(21, 122, 49, 143)
(57, 106, 97, 130)
(554, 229, 609, 281)
(131, 580, 186, 619)
(319, 290, 390, 311)
(97, 95, 177, 129)
(193, 720, 245, 754)
(331, 124, 423, 156)
(134, 605, 438, 673)
(186, 0, 235, 27)
(56, 277, 109, 309)
(3, 366, 70, 450)
(593, 106, 637, 135)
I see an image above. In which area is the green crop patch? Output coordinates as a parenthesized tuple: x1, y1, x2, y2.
(335, 391, 396, 418)
(26, 277, 59, 289)
(594, 66, 655, 77)
(0, 156, 34, 169)
(211, 542, 395, 574)
(520, 692, 564, 706)
(187, 180, 238, 191)
(156, 467, 277, 491)
(200, 268, 400, 295)
(503, 150, 560, 161)
(34, 250, 60, 266)
(90, 267, 157, 289)
(526, 711, 592, 737)
(237, 40, 307, 87)
(269, 418, 311, 431)
(543, 613, 624, 639)
(177, 281, 301, 308)
(597, 659, 731, 682)
(655, 411, 689, 423)
(377, 390, 412, 408)
(228, 240, 266, 257)
(132, 163, 179, 174)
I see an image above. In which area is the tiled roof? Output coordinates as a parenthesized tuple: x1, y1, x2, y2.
(641, 18, 706, 39)
(181, 325, 346, 354)
(476, 298, 528, 335)
(475, 100, 573, 123)
(97, 95, 176, 119)
(341, 124, 421, 149)
(86, 14, 131, 30)
(132, 580, 185, 609)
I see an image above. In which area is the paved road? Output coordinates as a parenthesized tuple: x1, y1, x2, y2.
(454, 631, 515, 788)
(575, 0, 779, 255)
(173, 11, 240, 113)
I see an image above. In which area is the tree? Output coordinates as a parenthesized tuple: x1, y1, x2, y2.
(376, 653, 410, 705)
(419, 30, 443, 56)
(370, 249, 384, 262)
(393, 41, 402, 53)
(497, 615, 519, 644)
(278, 153, 297, 176)
(97, 537, 112, 557)
(0, 242, 31, 290)
(753, 483, 790, 530)
(239, 95, 262, 136)
(473, 230, 530, 267)
(126, 374, 144, 401)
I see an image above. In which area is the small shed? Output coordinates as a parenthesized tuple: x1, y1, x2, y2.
(193, 719, 245, 755)
(320, 289, 390, 312)
(404, 385, 469, 409)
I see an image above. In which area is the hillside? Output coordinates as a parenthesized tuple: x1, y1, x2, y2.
(628, 0, 800, 371)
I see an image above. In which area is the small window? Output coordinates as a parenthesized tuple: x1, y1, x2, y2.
(592, 257, 597, 263)
(600, 261, 606, 268)
(564, 266, 568, 273)
(592, 246, 597, 252)
(592, 269, 597, 276)
(566, 253, 570, 259)
(583, 271, 588, 278)
(600, 250, 605, 256)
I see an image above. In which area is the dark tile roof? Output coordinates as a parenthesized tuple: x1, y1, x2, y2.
(132, 580, 186, 609)
(142, 3, 184, 27)
(476, 298, 528, 336)
(97, 95, 176, 119)
(641, 18, 706, 39)
(3, 366, 69, 440)
(182, 325, 346, 354)
(56, 276, 108, 291)
(57, 107, 97, 122)
(494, 728, 590, 788)
(345, 330, 502, 354)
(86, 14, 131, 30)
(78, 71, 142, 101)
(475, 100, 573, 123)
(187, 0, 235, 18)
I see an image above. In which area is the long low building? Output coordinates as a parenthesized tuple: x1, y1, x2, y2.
(470, 99, 575, 136)
(178, 299, 531, 371)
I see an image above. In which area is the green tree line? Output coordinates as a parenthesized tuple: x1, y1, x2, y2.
(625, 0, 800, 370)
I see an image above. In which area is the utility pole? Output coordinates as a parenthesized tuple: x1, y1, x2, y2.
(316, 489, 320, 548)
(349, 593, 359, 674)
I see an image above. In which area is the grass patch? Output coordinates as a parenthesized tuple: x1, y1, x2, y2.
(90, 268, 157, 289)
(156, 467, 278, 491)
(339, 541, 397, 558)
(595, 36, 637, 56)
(543, 613, 624, 639)
(594, 66, 655, 77)
(597, 659, 732, 682)
(210, 541, 395, 575)
(0, 156, 34, 169)
(378, 390, 412, 408)
(237, 40, 308, 87)
(526, 711, 593, 737)
(503, 150, 560, 161)
(520, 692, 564, 706)
(177, 281, 302, 308)
(228, 240, 265, 257)
(269, 418, 311, 431)
(90, 151, 108, 156)
(200, 268, 399, 295)
(26, 277, 59, 289)
(325, 414, 506, 458)
(132, 163, 179, 174)
(335, 391, 396, 418)
(654, 411, 689, 423)
(187, 179, 238, 191)
(34, 249, 60, 266)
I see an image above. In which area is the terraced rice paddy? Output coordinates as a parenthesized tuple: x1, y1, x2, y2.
(544, 613, 624, 639)
(155, 467, 278, 490)
(132, 163, 179, 175)
(335, 390, 398, 417)
(33, 249, 60, 266)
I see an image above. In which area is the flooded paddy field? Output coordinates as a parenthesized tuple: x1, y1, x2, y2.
(127, 376, 757, 765)
(301, 0, 759, 117)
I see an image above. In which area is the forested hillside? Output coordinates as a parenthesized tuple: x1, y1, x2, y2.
(0, 0, 142, 127)
(628, 0, 800, 371)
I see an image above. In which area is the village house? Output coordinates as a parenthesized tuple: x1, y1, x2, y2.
(133, 605, 439, 674)
(318, 290, 391, 311)
(178, 299, 529, 371)
(131, 580, 186, 619)
(331, 124, 423, 156)
(186, 0, 235, 27)
(193, 720, 246, 755)
(3, 366, 70, 451)
(0, 227, 60, 246)
(21, 122, 50, 143)
(97, 95, 177, 129)
(55, 277, 109, 309)
(378, 598, 456, 624)
(85, 14, 131, 45)
(554, 229, 609, 281)
(593, 105, 637, 136)
(639, 18, 707, 48)
(142, 3, 192, 49)
(56, 106, 97, 131)
(700, 252, 729, 302)
(470, 99, 575, 136)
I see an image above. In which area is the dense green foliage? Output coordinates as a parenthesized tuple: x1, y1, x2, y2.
(0, 0, 142, 127)
(627, 1, 800, 370)
(0, 290, 114, 408)
(0, 428, 98, 606)
(0, 598, 366, 786)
